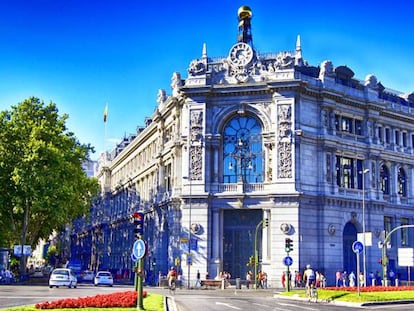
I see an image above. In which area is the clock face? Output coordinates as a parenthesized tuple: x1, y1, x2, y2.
(229, 42, 253, 66)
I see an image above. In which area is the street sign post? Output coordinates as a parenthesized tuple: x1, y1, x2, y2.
(132, 239, 146, 260)
(352, 241, 364, 254)
(352, 241, 364, 296)
(132, 239, 146, 311)
(283, 256, 293, 292)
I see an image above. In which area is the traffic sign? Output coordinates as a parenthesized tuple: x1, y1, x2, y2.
(352, 241, 364, 254)
(283, 256, 293, 266)
(132, 239, 146, 259)
(131, 253, 138, 262)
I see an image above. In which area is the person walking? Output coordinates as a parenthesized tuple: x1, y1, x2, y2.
(256, 270, 264, 288)
(294, 270, 302, 287)
(262, 271, 268, 289)
(349, 271, 356, 287)
(246, 270, 253, 289)
(359, 272, 365, 287)
(335, 270, 342, 287)
(195, 270, 201, 287)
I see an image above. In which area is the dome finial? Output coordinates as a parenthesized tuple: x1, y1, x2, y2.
(237, 5, 253, 47)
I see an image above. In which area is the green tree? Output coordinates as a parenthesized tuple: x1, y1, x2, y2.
(0, 97, 99, 273)
(45, 244, 58, 266)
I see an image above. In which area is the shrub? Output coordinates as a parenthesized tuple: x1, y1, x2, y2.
(35, 290, 147, 309)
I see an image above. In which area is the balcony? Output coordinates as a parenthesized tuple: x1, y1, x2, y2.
(217, 182, 266, 193)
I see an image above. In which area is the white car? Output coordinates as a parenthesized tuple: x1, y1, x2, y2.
(49, 268, 77, 288)
(94, 271, 113, 286)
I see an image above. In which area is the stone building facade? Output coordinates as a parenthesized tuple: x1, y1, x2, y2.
(70, 6, 414, 286)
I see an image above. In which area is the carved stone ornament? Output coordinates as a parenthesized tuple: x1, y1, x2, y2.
(328, 224, 336, 236)
(280, 223, 291, 234)
(191, 223, 201, 235)
(374, 228, 381, 238)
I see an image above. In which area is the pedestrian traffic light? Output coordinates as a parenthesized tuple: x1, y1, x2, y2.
(263, 218, 269, 227)
(285, 238, 293, 253)
(133, 211, 144, 238)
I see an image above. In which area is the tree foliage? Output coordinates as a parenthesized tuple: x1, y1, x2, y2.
(0, 97, 99, 250)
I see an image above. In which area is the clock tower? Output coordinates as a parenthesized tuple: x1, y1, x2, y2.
(227, 5, 256, 83)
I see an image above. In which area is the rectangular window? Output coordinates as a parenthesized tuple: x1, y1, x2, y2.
(395, 130, 400, 145)
(377, 126, 383, 142)
(326, 154, 331, 182)
(165, 164, 172, 192)
(335, 115, 340, 131)
(341, 117, 352, 133)
(384, 216, 392, 236)
(336, 156, 357, 189)
(402, 132, 407, 147)
(355, 120, 363, 135)
(385, 128, 390, 144)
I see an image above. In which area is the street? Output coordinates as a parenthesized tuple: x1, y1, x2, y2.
(163, 287, 414, 311)
(2, 284, 414, 311)
(0, 284, 134, 310)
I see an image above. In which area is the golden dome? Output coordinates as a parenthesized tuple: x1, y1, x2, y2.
(238, 5, 252, 19)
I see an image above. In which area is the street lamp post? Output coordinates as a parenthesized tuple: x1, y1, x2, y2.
(187, 141, 192, 289)
(361, 168, 369, 287)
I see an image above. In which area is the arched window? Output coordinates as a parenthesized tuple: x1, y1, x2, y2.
(398, 167, 407, 197)
(380, 165, 390, 195)
(223, 115, 263, 183)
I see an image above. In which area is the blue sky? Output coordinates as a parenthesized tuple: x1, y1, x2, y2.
(0, 1, 413, 160)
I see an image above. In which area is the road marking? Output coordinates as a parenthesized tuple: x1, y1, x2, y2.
(278, 302, 319, 311)
(216, 302, 242, 310)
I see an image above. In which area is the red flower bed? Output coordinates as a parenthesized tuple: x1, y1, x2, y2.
(324, 286, 414, 292)
(35, 290, 147, 309)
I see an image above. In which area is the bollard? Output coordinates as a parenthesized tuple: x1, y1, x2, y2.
(221, 278, 225, 290)
(395, 279, 399, 287)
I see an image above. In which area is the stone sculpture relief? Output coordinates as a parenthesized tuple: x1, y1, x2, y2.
(277, 104, 292, 178)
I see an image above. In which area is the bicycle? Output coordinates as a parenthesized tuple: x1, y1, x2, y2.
(168, 279, 176, 295)
(306, 282, 318, 303)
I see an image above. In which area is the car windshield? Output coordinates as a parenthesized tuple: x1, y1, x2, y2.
(98, 272, 111, 277)
(53, 270, 69, 276)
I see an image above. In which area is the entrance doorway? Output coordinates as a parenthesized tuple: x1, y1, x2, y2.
(223, 209, 262, 278)
(343, 222, 358, 275)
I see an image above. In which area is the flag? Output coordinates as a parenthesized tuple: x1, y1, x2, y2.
(103, 104, 108, 122)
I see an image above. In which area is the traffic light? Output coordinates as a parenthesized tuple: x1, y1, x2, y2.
(285, 238, 293, 253)
(133, 212, 144, 238)
(246, 256, 256, 266)
(263, 218, 269, 227)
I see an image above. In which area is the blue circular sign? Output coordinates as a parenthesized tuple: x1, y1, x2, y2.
(132, 239, 146, 259)
(283, 256, 293, 266)
(352, 241, 364, 254)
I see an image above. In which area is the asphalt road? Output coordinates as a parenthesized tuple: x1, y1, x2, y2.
(0, 283, 134, 309)
(159, 287, 414, 311)
(2, 284, 414, 311)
